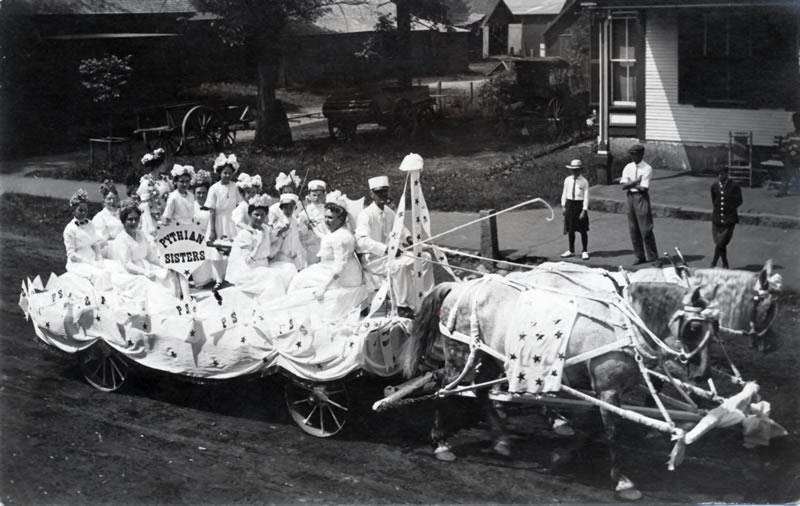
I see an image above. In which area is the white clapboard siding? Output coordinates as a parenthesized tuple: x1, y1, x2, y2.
(644, 13, 793, 146)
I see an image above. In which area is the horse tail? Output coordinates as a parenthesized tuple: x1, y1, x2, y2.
(400, 282, 455, 379)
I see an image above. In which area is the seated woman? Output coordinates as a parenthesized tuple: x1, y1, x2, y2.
(226, 194, 287, 300)
(63, 189, 112, 290)
(288, 190, 367, 319)
(91, 180, 122, 259)
(268, 192, 306, 286)
(191, 169, 215, 288)
(112, 199, 180, 300)
(232, 173, 266, 230)
(162, 164, 196, 225)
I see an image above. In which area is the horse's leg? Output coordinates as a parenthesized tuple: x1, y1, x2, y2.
(477, 388, 512, 457)
(431, 400, 456, 461)
(599, 390, 642, 501)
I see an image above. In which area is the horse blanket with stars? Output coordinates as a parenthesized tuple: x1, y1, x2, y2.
(504, 290, 578, 394)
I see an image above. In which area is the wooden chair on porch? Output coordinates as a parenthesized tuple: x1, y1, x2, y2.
(727, 131, 753, 187)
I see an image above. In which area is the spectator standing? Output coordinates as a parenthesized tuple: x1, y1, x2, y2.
(620, 144, 658, 265)
(560, 159, 590, 260)
(710, 166, 743, 269)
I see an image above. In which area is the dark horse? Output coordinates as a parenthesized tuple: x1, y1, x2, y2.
(399, 276, 718, 500)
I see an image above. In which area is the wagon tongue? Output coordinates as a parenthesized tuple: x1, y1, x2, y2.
(684, 381, 788, 447)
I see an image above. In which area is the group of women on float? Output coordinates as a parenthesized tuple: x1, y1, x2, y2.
(63, 149, 365, 318)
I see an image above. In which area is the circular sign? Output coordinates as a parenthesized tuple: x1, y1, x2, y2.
(155, 221, 207, 276)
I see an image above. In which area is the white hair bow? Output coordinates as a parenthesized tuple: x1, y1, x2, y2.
(236, 172, 252, 188)
(248, 194, 273, 208)
(214, 153, 240, 171)
(250, 174, 263, 188)
(275, 170, 301, 191)
(170, 164, 195, 178)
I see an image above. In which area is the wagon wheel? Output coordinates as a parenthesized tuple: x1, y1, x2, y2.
(218, 126, 236, 149)
(147, 129, 182, 156)
(285, 382, 349, 437)
(328, 120, 357, 143)
(182, 105, 223, 154)
(391, 100, 413, 140)
(78, 341, 130, 392)
(545, 98, 566, 142)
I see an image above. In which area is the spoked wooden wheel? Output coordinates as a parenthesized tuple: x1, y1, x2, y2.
(218, 126, 236, 149)
(285, 382, 349, 437)
(182, 105, 223, 154)
(78, 342, 130, 392)
(149, 129, 182, 155)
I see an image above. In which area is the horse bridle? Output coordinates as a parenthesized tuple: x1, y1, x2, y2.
(667, 305, 718, 364)
(720, 288, 779, 339)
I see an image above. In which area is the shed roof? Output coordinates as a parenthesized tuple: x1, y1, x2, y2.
(504, 0, 567, 16)
(4, 0, 198, 15)
(305, 1, 467, 34)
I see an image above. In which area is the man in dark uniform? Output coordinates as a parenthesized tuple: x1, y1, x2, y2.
(710, 166, 743, 268)
(620, 144, 658, 265)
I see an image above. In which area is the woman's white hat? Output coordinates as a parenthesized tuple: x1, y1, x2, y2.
(279, 193, 299, 205)
(308, 179, 326, 191)
(368, 175, 389, 190)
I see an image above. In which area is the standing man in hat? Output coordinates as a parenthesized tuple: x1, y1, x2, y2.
(709, 166, 742, 268)
(560, 159, 590, 260)
(620, 143, 658, 265)
(355, 175, 433, 315)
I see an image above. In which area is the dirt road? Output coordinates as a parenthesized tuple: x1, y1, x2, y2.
(1, 198, 799, 504)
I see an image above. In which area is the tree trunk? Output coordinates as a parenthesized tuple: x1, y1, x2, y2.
(255, 61, 292, 148)
(394, 0, 412, 88)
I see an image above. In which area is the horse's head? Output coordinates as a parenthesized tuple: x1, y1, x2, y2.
(749, 260, 782, 353)
(665, 286, 719, 383)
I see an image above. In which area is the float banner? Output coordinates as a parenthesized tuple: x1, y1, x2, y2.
(155, 222, 206, 276)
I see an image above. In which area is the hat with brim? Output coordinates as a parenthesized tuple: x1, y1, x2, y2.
(368, 175, 390, 190)
(565, 159, 584, 170)
(628, 143, 645, 154)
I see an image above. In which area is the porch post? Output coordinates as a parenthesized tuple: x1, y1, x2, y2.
(598, 11, 610, 155)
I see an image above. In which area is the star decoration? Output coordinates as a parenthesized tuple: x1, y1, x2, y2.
(414, 180, 419, 186)
(170, 350, 177, 358)
(557, 352, 566, 360)
(551, 370, 558, 377)
(296, 341, 302, 348)
(190, 330, 195, 337)
(519, 332, 526, 340)
(316, 364, 324, 370)
(553, 319, 561, 325)
(100, 296, 106, 305)
(211, 359, 219, 367)
(536, 333, 544, 340)
(95, 315, 101, 322)
(349, 342, 355, 348)
(422, 216, 428, 223)
(241, 337, 246, 344)
(517, 373, 526, 382)
(262, 356, 269, 363)
(127, 340, 133, 347)
(509, 353, 517, 360)
(414, 198, 419, 204)
(554, 330, 563, 339)
(45, 322, 50, 329)
(142, 323, 148, 331)
(184, 270, 191, 276)
(415, 217, 420, 223)
(535, 378, 544, 387)
(398, 211, 404, 218)
(391, 232, 397, 239)
(533, 355, 542, 363)
(417, 271, 423, 277)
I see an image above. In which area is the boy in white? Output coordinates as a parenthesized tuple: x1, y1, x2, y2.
(559, 159, 590, 260)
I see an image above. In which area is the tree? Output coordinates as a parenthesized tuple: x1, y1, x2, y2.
(79, 53, 134, 138)
(192, 0, 460, 147)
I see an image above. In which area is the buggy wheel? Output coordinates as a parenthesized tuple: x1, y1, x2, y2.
(328, 121, 357, 143)
(413, 106, 434, 140)
(78, 342, 130, 392)
(391, 99, 412, 140)
(182, 106, 223, 154)
(545, 98, 566, 142)
(218, 126, 236, 149)
(150, 129, 182, 156)
(285, 382, 349, 437)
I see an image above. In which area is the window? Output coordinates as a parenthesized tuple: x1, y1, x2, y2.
(610, 17, 638, 106)
(678, 9, 798, 109)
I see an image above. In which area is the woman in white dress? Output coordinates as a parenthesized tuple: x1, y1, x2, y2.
(112, 200, 179, 300)
(226, 194, 287, 300)
(63, 189, 112, 290)
(136, 148, 171, 238)
(268, 192, 306, 286)
(91, 179, 122, 259)
(297, 179, 327, 266)
(206, 153, 243, 289)
(232, 173, 266, 231)
(162, 164, 196, 225)
(191, 169, 214, 288)
(288, 190, 367, 319)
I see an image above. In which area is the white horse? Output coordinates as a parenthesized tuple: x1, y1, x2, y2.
(400, 276, 718, 500)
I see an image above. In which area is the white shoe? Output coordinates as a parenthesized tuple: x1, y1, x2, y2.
(581, 251, 590, 260)
(560, 250, 574, 258)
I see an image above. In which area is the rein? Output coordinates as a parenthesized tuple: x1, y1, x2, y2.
(719, 288, 778, 338)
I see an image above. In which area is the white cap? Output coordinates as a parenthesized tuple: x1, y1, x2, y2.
(368, 175, 389, 190)
(279, 193, 299, 205)
(399, 153, 424, 172)
(308, 179, 326, 191)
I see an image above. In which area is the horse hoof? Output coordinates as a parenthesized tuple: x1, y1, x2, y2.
(552, 418, 575, 437)
(435, 449, 457, 462)
(616, 488, 643, 501)
(616, 476, 642, 501)
(492, 439, 512, 457)
(434, 443, 456, 462)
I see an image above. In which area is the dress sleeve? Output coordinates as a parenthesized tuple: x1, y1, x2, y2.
(328, 232, 349, 277)
(92, 213, 109, 243)
(115, 236, 139, 274)
(162, 192, 177, 222)
(63, 224, 77, 261)
(144, 236, 163, 266)
(205, 184, 219, 210)
(234, 229, 254, 252)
